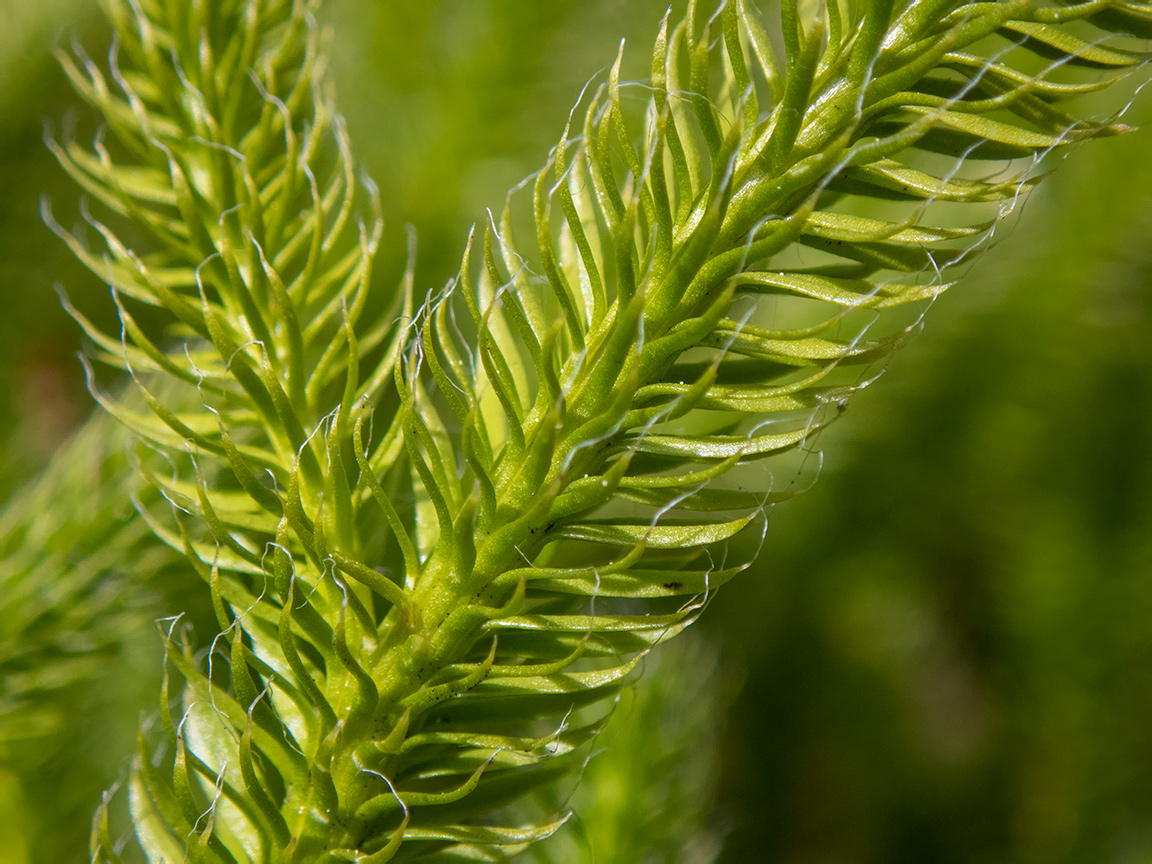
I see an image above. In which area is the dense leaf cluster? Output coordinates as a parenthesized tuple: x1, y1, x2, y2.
(0, 0, 1145, 860)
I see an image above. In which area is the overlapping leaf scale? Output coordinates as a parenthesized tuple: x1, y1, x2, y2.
(374, 0, 1148, 853)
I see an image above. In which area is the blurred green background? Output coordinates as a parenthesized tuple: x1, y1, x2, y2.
(1, 1, 1150, 861)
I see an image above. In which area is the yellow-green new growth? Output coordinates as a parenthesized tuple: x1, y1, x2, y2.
(47, 0, 1149, 860)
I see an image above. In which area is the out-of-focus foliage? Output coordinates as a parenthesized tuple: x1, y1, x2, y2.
(0, 411, 207, 863)
(0, 0, 1149, 862)
(0, 0, 105, 498)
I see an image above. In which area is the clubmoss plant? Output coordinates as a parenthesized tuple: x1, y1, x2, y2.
(20, 0, 1151, 859)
